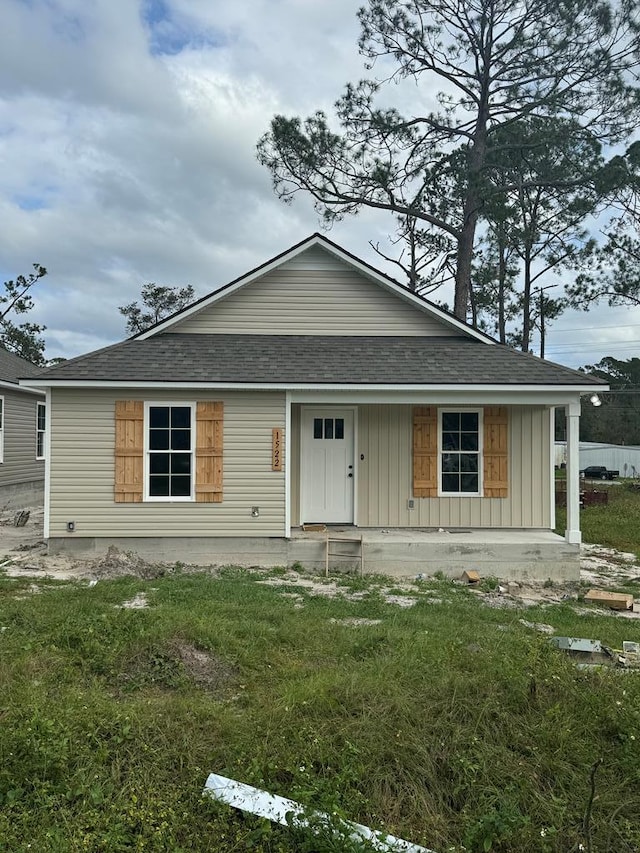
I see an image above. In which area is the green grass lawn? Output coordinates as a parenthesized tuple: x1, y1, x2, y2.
(1, 568, 640, 852)
(556, 480, 640, 559)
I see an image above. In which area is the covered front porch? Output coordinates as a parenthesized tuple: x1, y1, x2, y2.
(286, 392, 584, 550)
(280, 387, 587, 581)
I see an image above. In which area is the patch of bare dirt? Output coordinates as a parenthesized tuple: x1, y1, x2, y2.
(382, 594, 418, 608)
(118, 592, 150, 609)
(93, 547, 177, 581)
(580, 544, 640, 586)
(170, 640, 239, 691)
(0, 505, 206, 580)
(117, 640, 238, 695)
(258, 573, 422, 607)
(3, 506, 640, 621)
(519, 619, 556, 635)
(0, 505, 44, 554)
(258, 573, 368, 599)
(0, 504, 89, 580)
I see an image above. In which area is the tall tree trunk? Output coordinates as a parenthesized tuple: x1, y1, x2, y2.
(453, 42, 491, 323)
(454, 199, 478, 320)
(522, 246, 532, 352)
(498, 232, 507, 345)
(469, 277, 478, 327)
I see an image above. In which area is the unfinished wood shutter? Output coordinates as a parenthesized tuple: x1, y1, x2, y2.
(413, 406, 438, 497)
(114, 400, 144, 502)
(483, 407, 508, 497)
(195, 401, 223, 503)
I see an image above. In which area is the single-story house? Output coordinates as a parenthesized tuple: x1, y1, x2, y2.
(0, 347, 45, 508)
(22, 235, 605, 579)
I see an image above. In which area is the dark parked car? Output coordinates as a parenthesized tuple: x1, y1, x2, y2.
(581, 465, 619, 481)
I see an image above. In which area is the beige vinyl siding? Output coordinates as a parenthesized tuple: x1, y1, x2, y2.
(168, 251, 454, 337)
(0, 388, 45, 488)
(49, 389, 286, 538)
(356, 404, 551, 528)
(282, 247, 358, 271)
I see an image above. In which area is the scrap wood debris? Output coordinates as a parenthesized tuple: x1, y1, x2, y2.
(584, 588, 634, 611)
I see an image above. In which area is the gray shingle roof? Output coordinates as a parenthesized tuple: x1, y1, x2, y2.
(0, 347, 43, 384)
(35, 334, 604, 386)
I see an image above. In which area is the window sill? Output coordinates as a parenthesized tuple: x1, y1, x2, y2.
(143, 497, 195, 503)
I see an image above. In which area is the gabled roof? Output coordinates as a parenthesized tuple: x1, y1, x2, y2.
(135, 233, 494, 344)
(30, 334, 605, 389)
(20, 235, 605, 393)
(0, 346, 43, 388)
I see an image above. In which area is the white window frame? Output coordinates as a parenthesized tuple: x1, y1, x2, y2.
(0, 396, 3, 463)
(438, 408, 483, 497)
(143, 401, 196, 502)
(36, 401, 46, 460)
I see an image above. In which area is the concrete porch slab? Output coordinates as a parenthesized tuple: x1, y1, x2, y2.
(289, 527, 579, 582)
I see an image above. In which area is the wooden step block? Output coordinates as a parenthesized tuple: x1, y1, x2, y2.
(585, 589, 633, 611)
(462, 570, 480, 584)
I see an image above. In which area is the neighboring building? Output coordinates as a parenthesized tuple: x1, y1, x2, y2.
(23, 235, 605, 579)
(556, 441, 640, 477)
(0, 347, 45, 508)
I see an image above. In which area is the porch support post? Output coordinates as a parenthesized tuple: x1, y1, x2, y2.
(549, 406, 556, 533)
(565, 400, 581, 545)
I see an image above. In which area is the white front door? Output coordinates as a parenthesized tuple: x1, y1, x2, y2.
(300, 408, 355, 524)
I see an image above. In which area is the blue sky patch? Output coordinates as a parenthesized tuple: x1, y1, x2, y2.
(13, 194, 48, 212)
(141, 0, 226, 56)
(49, 2, 86, 44)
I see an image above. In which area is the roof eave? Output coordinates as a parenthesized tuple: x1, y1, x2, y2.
(20, 379, 609, 393)
(3, 379, 46, 395)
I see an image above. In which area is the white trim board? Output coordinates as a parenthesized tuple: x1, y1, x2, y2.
(285, 392, 292, 538)
(44, 387, 51, 539)
(0, 379, 44, 395)
(21, 379, 607, 397)
(437, 407, 483, 498)
(142, 401, 197, 503)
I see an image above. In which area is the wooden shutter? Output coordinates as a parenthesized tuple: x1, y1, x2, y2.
(195, 401, 223, 503)
(483, 407, 508, 497)
(413, 406, 438, 497)
(114, 400, 143, 502)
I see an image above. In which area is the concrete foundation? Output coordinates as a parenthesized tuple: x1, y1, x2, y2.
(0, 479, 44, 511)
(47, 527, 579, 582)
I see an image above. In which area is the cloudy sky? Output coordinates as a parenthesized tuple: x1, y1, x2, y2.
(1, 0, 639, 368)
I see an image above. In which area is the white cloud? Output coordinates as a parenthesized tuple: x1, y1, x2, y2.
(0, 0, 637, 366)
